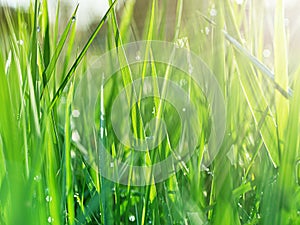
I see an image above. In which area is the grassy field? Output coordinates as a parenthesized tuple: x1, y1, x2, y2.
(0, 0, 300, 224)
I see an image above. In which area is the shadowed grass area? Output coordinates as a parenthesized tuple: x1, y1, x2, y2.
(0, 0, 299, 224)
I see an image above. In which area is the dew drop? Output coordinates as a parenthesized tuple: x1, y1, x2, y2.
(17, 40, 24, 45)
(182, 108, 186, 112)
(175, 37, 188, 48)
(284, 18, 289, 27)
(72, 110, 80, 118)
(74, 193, 80, 203)
(188, 65, 194, 74)
(179, 79, 187, 86)
(205, 27, 210, 35)
(72, 130, 80, 142)
(5, 51, 11, 73)
(37, 26, 41, 33)
(34, 175, 41, 182)
(46, 195, 52, 202)
(71, 150, 76, 159)
(210, 8, 217, 17)
(135, 51, 141, 61)
(47, 216, 54, 223)
(129, 215, 136, 222)
(152, 106, 156, 115)
(175, 39, 184, 48)
(263, 49, 271, 58)
(72, 16, 76, 22)
(208, 171, 214, 176)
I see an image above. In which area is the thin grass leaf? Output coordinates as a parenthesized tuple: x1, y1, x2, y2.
(30, 0, 39, 108)
(119, 0, 136, 43)
(235, 54, 279, 166)
(49, 1, 117, 110)
(41, 4, 79, 93)
(224, 31, 292, 98)
(65, 81, 75, 225)
(274, 0, 289, 152)
(268, 73, 300, 224)
(42, 0, 50, 69)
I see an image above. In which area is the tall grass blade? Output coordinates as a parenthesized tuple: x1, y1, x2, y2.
(65, 82, 75, 225)
(274, 0, 289, 152)
(41, 4, 79, 92)
(49, 1, 117, 110)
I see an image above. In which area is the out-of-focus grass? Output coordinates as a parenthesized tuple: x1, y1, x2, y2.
(0, 0, 299, 224)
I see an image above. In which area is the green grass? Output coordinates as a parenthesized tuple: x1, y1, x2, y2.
(0, 0, 300, 224)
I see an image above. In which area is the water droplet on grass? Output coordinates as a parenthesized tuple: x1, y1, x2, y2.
(46, 195, 52, 202)
(71, 150, 76, 158)
(72, 16, 76, 22)
(180, 79, 187, 86)
(188, 65, 194, 74)
(47, 216, 54, 223)
(263, 49, 271, 58)
(37, 26, 41, 33)
(152, 107, 155, 115)
(72, 110, 80, 118)
(17, 40, 24, 45)
(175, 37, 188, 48)
(34, 175, 41, 182)
(284, 18, 289, 27)
(5, 51, 11, 73)
(72, 130, 80, 142)
(205, 27, 210, 35)
(135, 51, 141, 61)
(210, 8, 217, 17)
(129, 215, 136, 222)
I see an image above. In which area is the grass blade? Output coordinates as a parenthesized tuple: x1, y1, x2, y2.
(41, 4, 79, 92)
(65, 82, 75, 225)
(274, 0, 289, 152)
(49, 1, 117, 110)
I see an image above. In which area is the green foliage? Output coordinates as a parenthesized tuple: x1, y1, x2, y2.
(0, 0, 299, 224)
